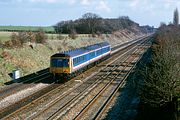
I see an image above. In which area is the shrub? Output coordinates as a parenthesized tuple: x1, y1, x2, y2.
(57, 34, 64, 40)
(35, 30, 47, 44)
(0, 51, 11, 59)
(68, 29, 77, 39)
(27, 32, 36, 43)
(11, 32, 22, 48)
(96, 31, 101, 37)
(18, 32, 28, 44)
(0, 40, 4, 48)
(4, 40, 13, 48)
(57, 47, 62, 52)
(91, 32, 96, 37)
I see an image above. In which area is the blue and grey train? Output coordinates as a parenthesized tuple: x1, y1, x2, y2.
(50, 42, 111, 78)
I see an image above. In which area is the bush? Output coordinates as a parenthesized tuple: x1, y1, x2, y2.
(11, 33, 22, 48)
(35, 30, 47, 44)
(0, 51, 11, 59)
(68, 29, 77, 39)
(18, 32, 28, 44)
(57, 34, 64, 40)
(0, 40, 4, 48)
(4, 40, 13, 48)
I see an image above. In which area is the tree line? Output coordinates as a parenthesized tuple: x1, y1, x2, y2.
(53, 13, 154, 34)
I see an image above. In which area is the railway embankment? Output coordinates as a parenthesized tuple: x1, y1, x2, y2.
(0, 30, 144, 85)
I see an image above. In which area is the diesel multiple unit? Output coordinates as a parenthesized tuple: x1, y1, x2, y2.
(50, 42, 111, 78)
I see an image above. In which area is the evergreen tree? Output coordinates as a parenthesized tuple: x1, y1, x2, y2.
(173, 8, 179, 26)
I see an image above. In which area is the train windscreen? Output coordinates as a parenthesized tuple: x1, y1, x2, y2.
(51, 58, 69, 67)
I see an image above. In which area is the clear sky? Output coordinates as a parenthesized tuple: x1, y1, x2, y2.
(0, 0, 179, 28)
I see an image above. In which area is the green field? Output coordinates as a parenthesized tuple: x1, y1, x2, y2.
(0, 32, 63, 42)
(0, 26, 55, 33)
(0, 32, 12, 42)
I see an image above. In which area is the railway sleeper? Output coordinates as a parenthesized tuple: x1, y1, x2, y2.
(107, 64, 122, 67)
(131, 53, 141, 57)
(110, 82, 121, 85)
(114, 69, 124, 72)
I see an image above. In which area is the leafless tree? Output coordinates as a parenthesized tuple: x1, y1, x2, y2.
(82, 12, 102, 34)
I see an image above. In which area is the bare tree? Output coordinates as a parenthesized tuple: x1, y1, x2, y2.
(35, 28, 47, 44)
(82, 12, 102, 34)
(173, 8, 179, 26)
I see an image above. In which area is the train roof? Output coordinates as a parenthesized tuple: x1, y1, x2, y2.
(51, 42, 110, 58)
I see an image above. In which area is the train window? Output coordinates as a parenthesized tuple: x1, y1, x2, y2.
(97, 49, 101, 55)
(63, 59, 69, 67)
(84, 55, 86, 61)
(76, 57, 78, 63)
(73, 58, 77, 66)
(77, 57, 79, 62)
(102, 48, 105, 53)
(80, 56, 82, 61)
(93, 52, 95, 57)
(82, 56, 84, 61)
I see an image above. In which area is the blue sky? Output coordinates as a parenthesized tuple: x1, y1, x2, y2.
(0, 0, 180, 27)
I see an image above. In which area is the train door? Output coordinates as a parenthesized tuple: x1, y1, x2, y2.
(51, 57, 69, 73)
(62, 58, 69, 73)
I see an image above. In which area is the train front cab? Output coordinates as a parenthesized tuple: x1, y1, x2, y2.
(50, 56, 71, 79)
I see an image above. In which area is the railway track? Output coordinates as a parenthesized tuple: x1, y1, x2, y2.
(0, 35, 151, 120)
(0, 71, 51, 102)
(0, 71, 55, 118)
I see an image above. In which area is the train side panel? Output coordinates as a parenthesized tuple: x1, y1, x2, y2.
(71, 45, 111, 73)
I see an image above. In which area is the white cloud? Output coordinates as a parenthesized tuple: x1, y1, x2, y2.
(96, 0, 111, 13)
(129, 0, 140, 7)
(81, 0, 90, 6)
(69, 0, 76, 5)
(29, 0, 58, 3)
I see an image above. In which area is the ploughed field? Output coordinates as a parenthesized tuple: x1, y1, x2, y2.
(0, 35, 151, 120)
